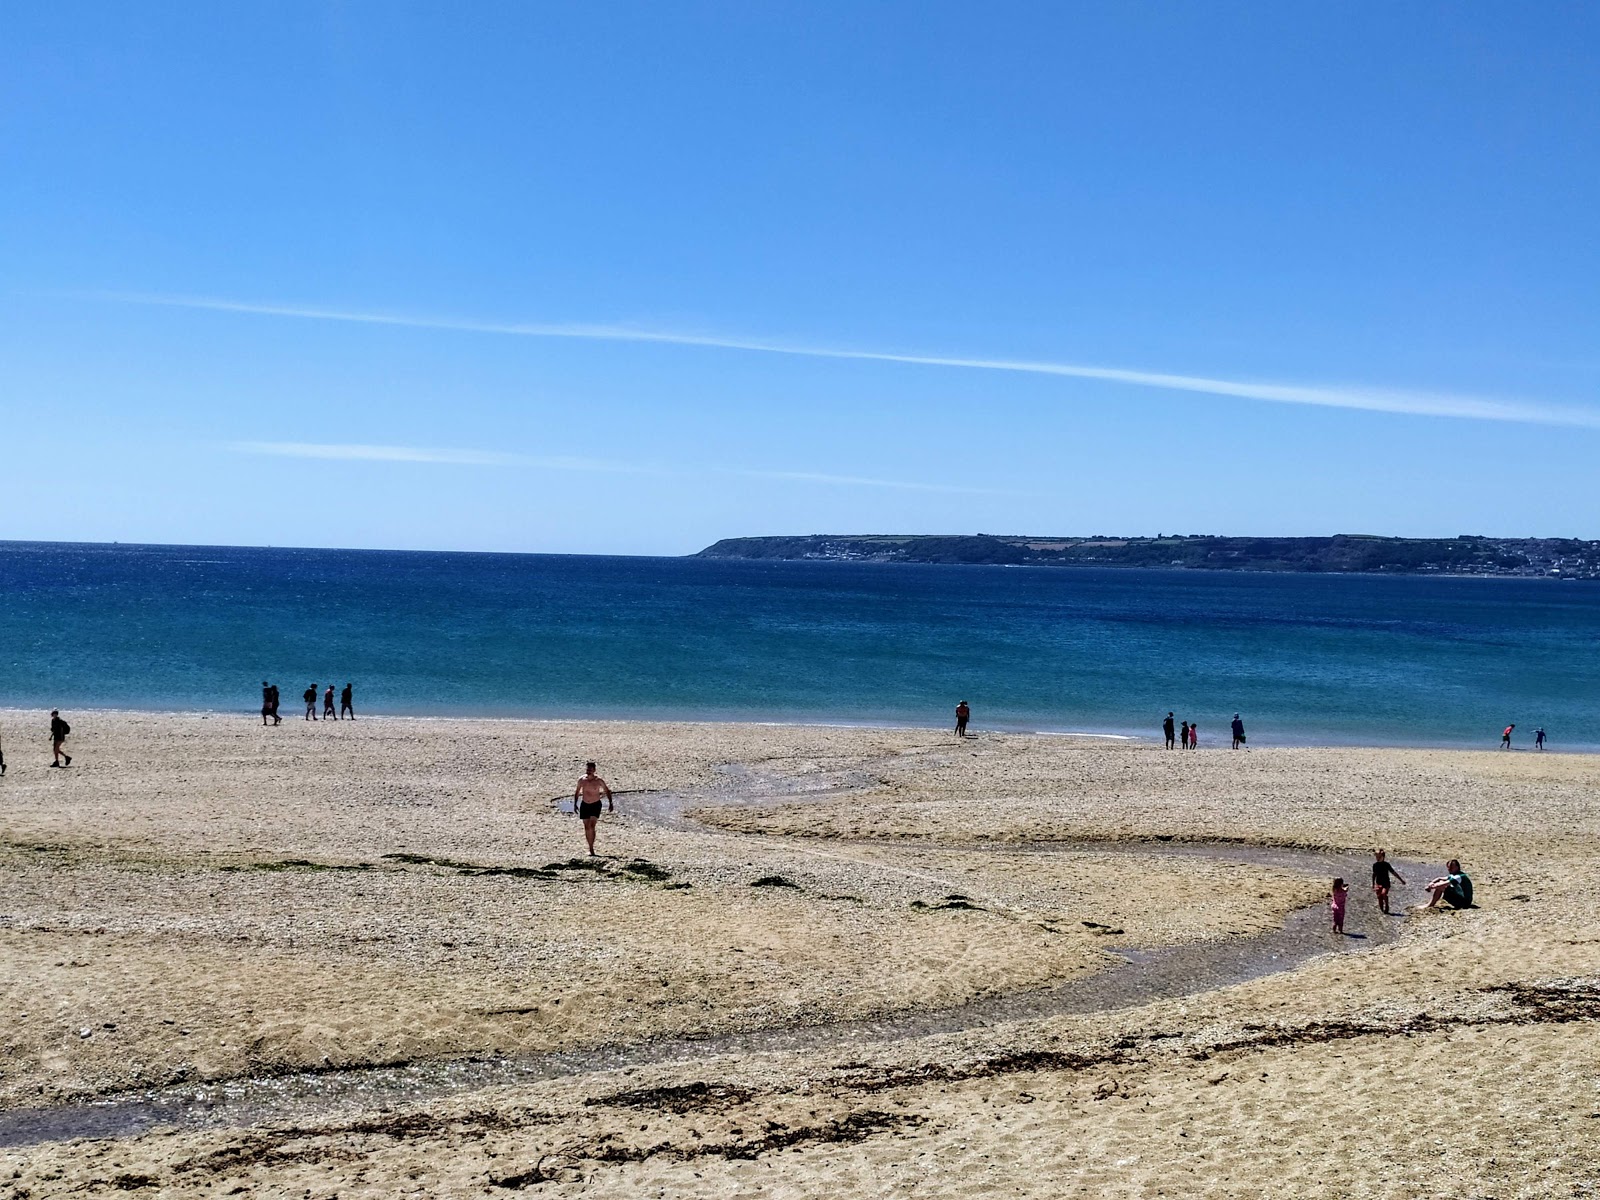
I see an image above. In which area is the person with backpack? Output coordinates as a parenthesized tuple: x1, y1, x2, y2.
(49, 710, 72, 767)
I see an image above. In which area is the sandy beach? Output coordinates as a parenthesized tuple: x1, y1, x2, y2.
(2, 710, 1597, 1197)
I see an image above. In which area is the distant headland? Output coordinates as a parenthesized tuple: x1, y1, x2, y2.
(695, 534, 1600, 577)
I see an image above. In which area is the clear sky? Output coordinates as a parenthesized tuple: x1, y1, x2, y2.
(3, 2, 1598, 554)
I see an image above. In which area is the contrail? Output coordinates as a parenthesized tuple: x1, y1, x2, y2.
(228, 441, 1011, 495)
(102, 290, 1600, 429)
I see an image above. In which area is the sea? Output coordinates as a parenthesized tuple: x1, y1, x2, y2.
(2, 540, 1598, 750)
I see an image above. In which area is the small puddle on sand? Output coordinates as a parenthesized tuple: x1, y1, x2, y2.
(0, 777, 1427, 1148)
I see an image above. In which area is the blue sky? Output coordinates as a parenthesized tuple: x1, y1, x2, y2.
(3, 1, 1598, 554)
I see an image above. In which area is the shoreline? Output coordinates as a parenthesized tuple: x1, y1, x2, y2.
(1, 703, 1591, 755)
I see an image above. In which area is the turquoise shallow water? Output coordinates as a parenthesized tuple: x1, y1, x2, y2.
(2, 540, 1598, 748)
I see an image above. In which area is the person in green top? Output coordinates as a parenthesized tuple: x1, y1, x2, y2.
(1424, 859, 1473, 909)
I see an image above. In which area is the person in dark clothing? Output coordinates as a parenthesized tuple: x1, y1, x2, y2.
(1179, 720, 1189, 750)
(323, 684, 337, 720)
(1163, 712, 1176, 749)
(340, 683, 354, 720)
(1231, 713, 1246, 749)
(262, 682, 274, 726)
(954, 700, 970, 738)
(1, 727, 7, 776)
(49, 710, 71, 767)
(304, 685, 318, 721)
(1371, 849, 1406, 915)
(269, 684, 282, 724)
(1534, 727, 1546, 750)
(1424, 859, 1473, 909)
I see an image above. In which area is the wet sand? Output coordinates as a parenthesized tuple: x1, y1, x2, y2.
(1, 711, 1597, 1196)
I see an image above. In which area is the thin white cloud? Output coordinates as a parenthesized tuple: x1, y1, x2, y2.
(233, 441, 524, 466)
(231, 442, 640, 473)
(736, 468, 1008, 495)
(227, 441, 1003, 495)
(103, 291, 1600, 430)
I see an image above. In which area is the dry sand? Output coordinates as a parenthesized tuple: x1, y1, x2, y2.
(1, 711, 1597, 1197)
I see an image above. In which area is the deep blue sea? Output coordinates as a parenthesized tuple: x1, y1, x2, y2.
(2, 540, 1598, 749)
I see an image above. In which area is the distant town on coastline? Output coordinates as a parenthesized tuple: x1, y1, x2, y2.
(696, 534, 1600, 577)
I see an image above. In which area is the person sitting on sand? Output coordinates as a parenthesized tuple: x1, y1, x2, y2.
(573, 761, 614, 856)
(1423, 859, 1473, 909)
(1330, 877, 1349, 935)
(955, 700, 970, 738)
(49, 710, 71, 767)
(1371, 849, 1406, 915)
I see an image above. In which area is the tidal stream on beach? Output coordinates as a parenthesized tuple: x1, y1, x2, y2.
(0, 775, 1422, 1148)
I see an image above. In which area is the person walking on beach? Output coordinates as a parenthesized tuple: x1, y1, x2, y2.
(1535, 727, 1546, 750)
(955, 700, 971, 738)
(1231, 713, 1246, 749)
(1163, 712, 1176, 749)
(573, 761, 614, 856)
(1188, 722, 1199, 749)
(1179, 720, 1189, 750)
(1371, 849, 1406, 915)
(1501, 723, 1514, 750)
(1330, 877, 1349, 935)
(304, 684, 318, 721)
(269, 683, 282, 724)
(261, 682, 275, 726)
(323, 684, 337, 720)
(340, 683, 354, 720)
(49, 710, 72, 767)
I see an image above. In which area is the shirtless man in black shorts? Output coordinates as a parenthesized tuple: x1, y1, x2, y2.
(573, 761, 614, 856)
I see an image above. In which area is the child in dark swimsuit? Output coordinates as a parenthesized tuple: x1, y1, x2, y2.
(1371, 849, 1406, 915)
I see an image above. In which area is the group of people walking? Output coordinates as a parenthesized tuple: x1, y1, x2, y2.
(1161, 712, 1247, 750)
(1500, 723, 1548, 750)
(260, 682, 355, 724)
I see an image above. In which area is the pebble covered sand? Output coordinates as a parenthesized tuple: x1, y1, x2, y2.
(1, 710, 1597, 1197)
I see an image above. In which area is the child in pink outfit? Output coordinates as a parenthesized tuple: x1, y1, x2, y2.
(1330, 878, 1349, 935)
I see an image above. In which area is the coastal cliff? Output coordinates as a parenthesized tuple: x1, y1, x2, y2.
(695, 533, 1600, 577)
